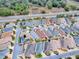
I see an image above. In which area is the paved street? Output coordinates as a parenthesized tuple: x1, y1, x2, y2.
(0, 11, 79, 22)
(12, 28, 21, 59)
(0, 49, 9, 59)
(41, 50, 79, 59)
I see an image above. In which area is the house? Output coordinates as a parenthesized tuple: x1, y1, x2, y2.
(30, 30, 39, 39)
(0, 32, 12, 50)
(25, 43, 36, 57)
(64, 34, 76, 49)
(34, 27, 48, 40)
(60, 34, 76, 49)
(35, 42, 45, 54)
(42, 27, 53, 37)
(49, 37, 61, 51)
(3, 27, 13, 32)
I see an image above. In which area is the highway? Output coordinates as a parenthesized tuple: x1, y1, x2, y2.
(0, 11, 79, 22)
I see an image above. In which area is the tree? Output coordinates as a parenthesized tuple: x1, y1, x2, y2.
(46, 0, 52, 9)
(12, 3, 29, 14)
(59, 0, 66, 8)
(22, 9, 29, 15)
(64, 5, 70, 11)
(51, 0, 66, 8)
(22, 0, 29, 5)
(52, 0, 59, 7)
(31, 0, 38, 4)
(0, 0, 29, 15)
(38, 0, 47, 7)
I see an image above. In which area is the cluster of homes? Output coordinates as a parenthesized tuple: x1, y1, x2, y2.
(18, 16, 79, 59)
(0, 16, 79, 59)
(0, 23, 16, 59)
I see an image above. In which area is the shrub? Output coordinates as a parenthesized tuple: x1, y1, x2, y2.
(12, 3, 29, 15)
(59, 58, 62, 59)
(0, 8, 15, 16)
(53, 51, 59, 55)
(41, 10, 46, 14)
(3, 56, 8, 59)
(11, 42, 14, 46)
(35, 53, 42, 58)
(22, 9, 29, 15)
(76, 55, 79, 59)
(65, 57, 72, 59)
(45, 51, 51, 56)
(64, 5, 70, 11)
(64, 4, 77, 11)
(57, 14, 65, 18)
(69, 4, 77, 10)
(12, 35, 15, 40)
(9, 49, 13, 54)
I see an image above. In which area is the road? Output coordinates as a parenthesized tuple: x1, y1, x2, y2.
(12, 28, 21, 59)
(0, 11, 79, 22)
(41, 49, 79, 59)
(0, 49, 9, 59)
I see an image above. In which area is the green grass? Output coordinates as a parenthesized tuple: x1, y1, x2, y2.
(35, 54, 43, 58)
